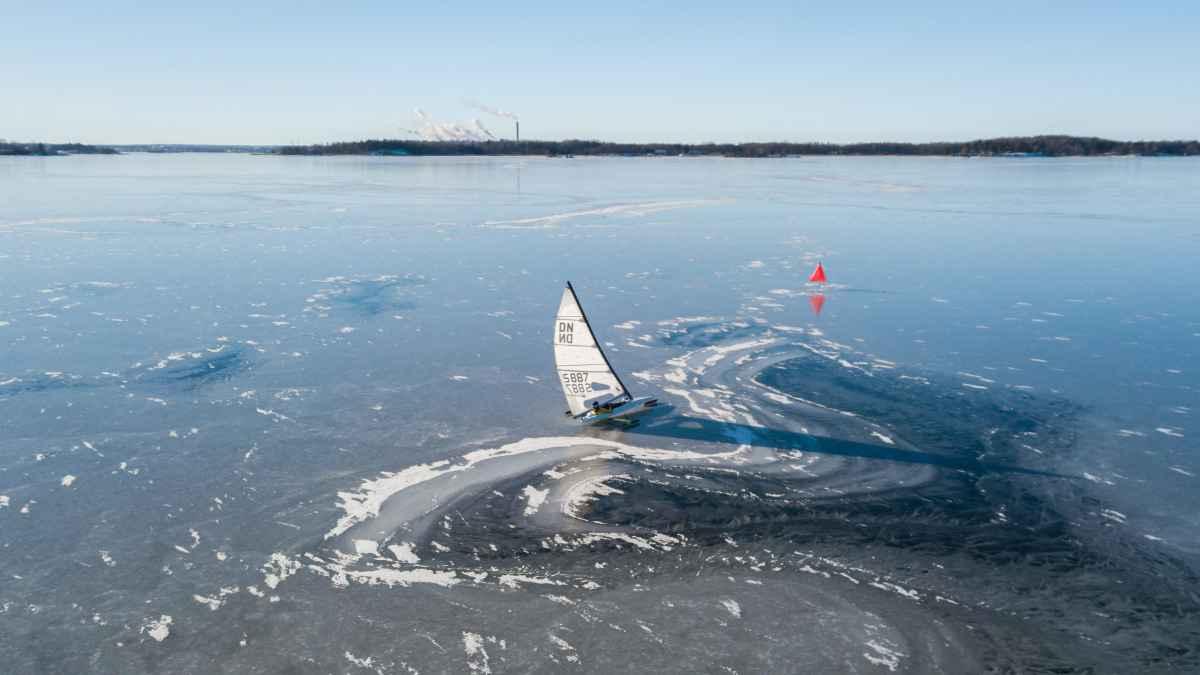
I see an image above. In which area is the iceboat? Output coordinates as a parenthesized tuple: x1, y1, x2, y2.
(554, 282, 658, 424)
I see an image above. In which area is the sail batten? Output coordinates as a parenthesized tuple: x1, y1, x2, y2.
(553, 282, 630, 416)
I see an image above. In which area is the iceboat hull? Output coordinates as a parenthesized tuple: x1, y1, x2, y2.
(581, 396, 659, 424)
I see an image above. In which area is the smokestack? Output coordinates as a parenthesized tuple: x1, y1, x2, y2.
(515, 120, 520, 143)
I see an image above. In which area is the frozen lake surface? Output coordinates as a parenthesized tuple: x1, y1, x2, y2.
(1, 154, 1199, 672)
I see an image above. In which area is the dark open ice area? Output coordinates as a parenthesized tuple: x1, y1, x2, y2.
(1, 154, 1199, 672)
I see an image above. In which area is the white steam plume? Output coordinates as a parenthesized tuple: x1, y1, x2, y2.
(408, 108, 494, 142)
(472, 119, 496, 140)
(465, 100, 519, 121)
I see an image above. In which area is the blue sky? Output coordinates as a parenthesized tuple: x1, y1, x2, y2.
(4, 1, 1197, 144)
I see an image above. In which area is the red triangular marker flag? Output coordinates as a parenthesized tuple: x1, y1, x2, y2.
(808, 262, 827, 284)
(809, 294, 826, 316)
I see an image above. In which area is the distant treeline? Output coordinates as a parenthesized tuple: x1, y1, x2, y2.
(111, 144, 277, 153)
(0, 142, 118, 156)
(6, 136, 1198, 158)
(279, 135, 1200, 158)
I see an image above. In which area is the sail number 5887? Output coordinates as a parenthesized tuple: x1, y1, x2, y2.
(560, 370, 590, 394)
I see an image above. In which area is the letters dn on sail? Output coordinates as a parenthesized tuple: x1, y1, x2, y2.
(558, 321, 575, 344)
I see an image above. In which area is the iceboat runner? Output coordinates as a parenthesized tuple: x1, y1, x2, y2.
(554, 281, 658, 424)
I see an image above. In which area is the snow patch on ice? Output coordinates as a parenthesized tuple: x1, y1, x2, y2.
(327, 436, 759, 539)
(262, 553, 300, 590)
(462, 632, 492, 674)
(863, 639, 906, 671)
(140, 615, 173, 642)
(1100, 509, 1126, 524)
(353, 539, 380, 555)
(549, 634, 579, 663)
(483, 199, 728, 228)
(387, 542, 420, 564)
(345, 651, 377, 670)
(498, 574, 565, 590)
(868, 581, 921, 601)
(255, 408, 290, 422)
(521, 485, 549, 516)
(562, 475, 628, 520)
(719, 598, 742, 618)
(192, 586, 240, 611)
(342, 567, 459, 588)
(575, 531, 683, 552)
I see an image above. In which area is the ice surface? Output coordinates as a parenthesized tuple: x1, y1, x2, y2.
(3, 154, 1199, 674)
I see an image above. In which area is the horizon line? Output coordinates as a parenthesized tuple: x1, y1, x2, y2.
(7, 133, 1200, 148)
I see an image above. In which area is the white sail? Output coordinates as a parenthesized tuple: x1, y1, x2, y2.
(554, 283, 629, 416)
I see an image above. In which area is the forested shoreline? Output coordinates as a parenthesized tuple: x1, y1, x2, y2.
(6, 136, 1197, 158)
(279, 135, 1200, 157)
(0, 142, 119, 156)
